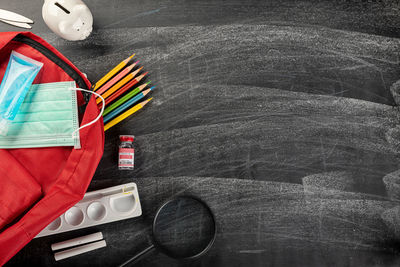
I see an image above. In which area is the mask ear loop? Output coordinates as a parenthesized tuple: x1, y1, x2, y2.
(69, 87, 105, 138)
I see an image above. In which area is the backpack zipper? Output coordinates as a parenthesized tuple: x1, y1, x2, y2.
(11, 35, 88, 90)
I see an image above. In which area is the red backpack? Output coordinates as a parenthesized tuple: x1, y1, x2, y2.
(0, 32, 104, 265)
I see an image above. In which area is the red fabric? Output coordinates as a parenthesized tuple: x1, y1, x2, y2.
(0, 32, 104, 265)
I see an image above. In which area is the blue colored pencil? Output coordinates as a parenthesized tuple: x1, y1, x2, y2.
(103, 87, 153, 123)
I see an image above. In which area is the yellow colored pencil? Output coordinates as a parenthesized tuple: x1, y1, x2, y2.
(104, 98, 153, 131)
(93, 53, 135, 91)
(96, 67, 143, 104)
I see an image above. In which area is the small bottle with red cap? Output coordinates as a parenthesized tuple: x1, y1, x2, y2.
(118, 135, 135, 170)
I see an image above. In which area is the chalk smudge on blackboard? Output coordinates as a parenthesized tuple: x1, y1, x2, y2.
(383, 170, 400, 200)
(58, 25, 400, 105)
(104, 7, 167, 28)
(88, 176, 400, 261)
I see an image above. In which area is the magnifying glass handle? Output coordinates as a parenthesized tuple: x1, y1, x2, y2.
(119, 244, 156, 267)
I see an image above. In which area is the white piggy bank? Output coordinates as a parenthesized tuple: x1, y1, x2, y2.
(42, 0, 93, 41)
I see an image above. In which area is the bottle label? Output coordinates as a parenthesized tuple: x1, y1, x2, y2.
(119, 148, 134, 169)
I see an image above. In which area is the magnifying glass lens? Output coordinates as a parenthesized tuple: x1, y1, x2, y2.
(153, 197, 216, 258)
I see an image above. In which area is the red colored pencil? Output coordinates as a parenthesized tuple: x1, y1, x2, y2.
(100, 72, 148, 107)
(96, 61, 139, 95)
(96, 67, 143, 104)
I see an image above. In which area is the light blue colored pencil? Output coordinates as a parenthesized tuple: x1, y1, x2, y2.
(103, 87, 154, 123)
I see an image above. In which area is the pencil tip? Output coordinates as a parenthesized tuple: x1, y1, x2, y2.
(150, 86, 155, 90)
(138, 66, 144, 70)
(124, 53, 135, 63)
(147, 81, 151, 85)
(134, 60, 140, 64)
(143, 72, 149, 76)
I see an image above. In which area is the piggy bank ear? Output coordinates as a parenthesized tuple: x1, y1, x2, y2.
(58, 21, 69, 34)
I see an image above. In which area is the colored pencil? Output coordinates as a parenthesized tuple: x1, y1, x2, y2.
(98, 71, 148, 105)
(104, 98, 153, 131)
(103, 82, 150, 116)
(103, 88, 153, 123)
(101, 72, 149, 107)
(96, 67, 143, 104)
(95, 61, 139, 95)
(93, 53, 135, 91)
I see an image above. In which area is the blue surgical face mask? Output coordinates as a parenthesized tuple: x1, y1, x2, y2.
(0, 81, 104, 149)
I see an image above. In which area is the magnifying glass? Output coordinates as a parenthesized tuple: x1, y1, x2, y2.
(119, 196, 217, 266)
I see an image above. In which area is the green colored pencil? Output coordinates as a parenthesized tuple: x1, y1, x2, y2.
(103, 82, 151, 116)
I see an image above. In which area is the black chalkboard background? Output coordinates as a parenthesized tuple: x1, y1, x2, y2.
(2, 0, 400, 266)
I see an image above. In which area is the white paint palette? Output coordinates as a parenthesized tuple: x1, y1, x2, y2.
(36, 183, 142, 238)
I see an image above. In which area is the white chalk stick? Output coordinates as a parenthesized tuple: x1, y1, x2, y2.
(54, 240, 106, 261)
(51, 232, 103, 251)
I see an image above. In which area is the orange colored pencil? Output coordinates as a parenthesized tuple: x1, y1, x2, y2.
(93, 53, 135, 91)
(102, 72, 148, 107)
(96, 61, 139, 95)
(96, 67, 143, 104)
